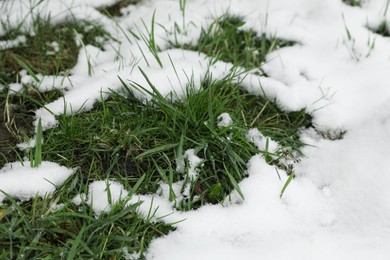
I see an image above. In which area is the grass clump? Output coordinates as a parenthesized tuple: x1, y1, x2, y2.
(0, 17, 111, 85)
(0, 16, 112, 166)
(0, 182, 173, 259)
(40, 72, 311, 209)
(371, 21, 390, 37)
(179, 15, 293, 72)
(343, 0, 361, 6)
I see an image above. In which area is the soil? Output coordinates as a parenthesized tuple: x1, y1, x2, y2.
(0, 108, 17, 168)
(0, 106, 34, 168)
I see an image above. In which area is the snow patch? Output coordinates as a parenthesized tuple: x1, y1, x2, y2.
(86, 180, 129, 215)
(217, 113, 233, 127)
(0, 161, 74, 203)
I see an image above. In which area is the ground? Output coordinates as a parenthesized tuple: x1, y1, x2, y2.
(1, 0, 390, 259)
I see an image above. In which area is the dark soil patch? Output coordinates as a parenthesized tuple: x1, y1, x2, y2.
(0, 87, 61, 168)
(0, 108, 16, 167)
(0, 104, 34, 168)
(0, 119, 16, 168)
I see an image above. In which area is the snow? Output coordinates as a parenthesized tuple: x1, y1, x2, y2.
(169, 148, 204, 201)
(217, 113, 233, 127)
(246, 128, 279, 152)
(33, 48, 232, 130)
(46, 41, 59, 55)
(72, 193, 86, 206)
(0, 35, 26, 50)
(0, 161, 74, 203)
(1, 0, 390, 259)
(146, 154, 390, 259)
(85, 180, 129, 215)
(129, 194, 179, 223)
(298, 118, 390, 235)
(176, 149, 203, 180)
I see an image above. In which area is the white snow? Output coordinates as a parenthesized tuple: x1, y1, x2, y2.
(1, 0, 390, 259)
(217, 113, 233, 127)
(46, 41, 59, 55)
(297, 118, 390, 236)
(170, 148, 204, 201)
(86, 180, 129, 215)
(0, 161, 74, 203)
(0, 35, 26, 50)
(72, 193, 86, 206)
(129, 194, 180, 224)
(176, 149, 203, 180)
(146, 156, 390, 260)
(246, 128, 279, 152)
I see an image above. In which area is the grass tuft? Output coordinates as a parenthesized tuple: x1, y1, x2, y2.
(0, 188, 173, 259)
(0, 16, 111, 85)
(178, 15, 294, 72)
(0, 15, 112, 166)
(372, 21, 390, 37)
(343, 0, 361, 6)
(39, 72, 311, 209)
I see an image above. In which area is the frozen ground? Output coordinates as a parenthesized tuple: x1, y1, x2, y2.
(1, 0, 390, 259)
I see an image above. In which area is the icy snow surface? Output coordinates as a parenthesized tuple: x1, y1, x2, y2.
(1, 0, 390, 259)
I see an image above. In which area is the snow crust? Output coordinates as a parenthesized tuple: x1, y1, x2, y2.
(1, 0, 390, 259)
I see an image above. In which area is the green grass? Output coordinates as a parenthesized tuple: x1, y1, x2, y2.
(40, 72, 311, 210)
(0, 181, 173, 259)
(343, 0, 361, 6)
(372, 21, 390, 37)
(0, 16, 111, 85)
(29, 118, 43, 168)
(0, 16, 112, 166)
(0, 11, 313, 258)
(178, 15, 294, 73)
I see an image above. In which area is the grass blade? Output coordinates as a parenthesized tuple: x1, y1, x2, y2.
(224, 164, 244, 200)
(67, 225, 86, 260)
(134, 143, 177, 160)
(280, 172, 295, 198)
(10, 54, 40, 83)
(33, 118, 43, 168)
(129, 173, 146, 196)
